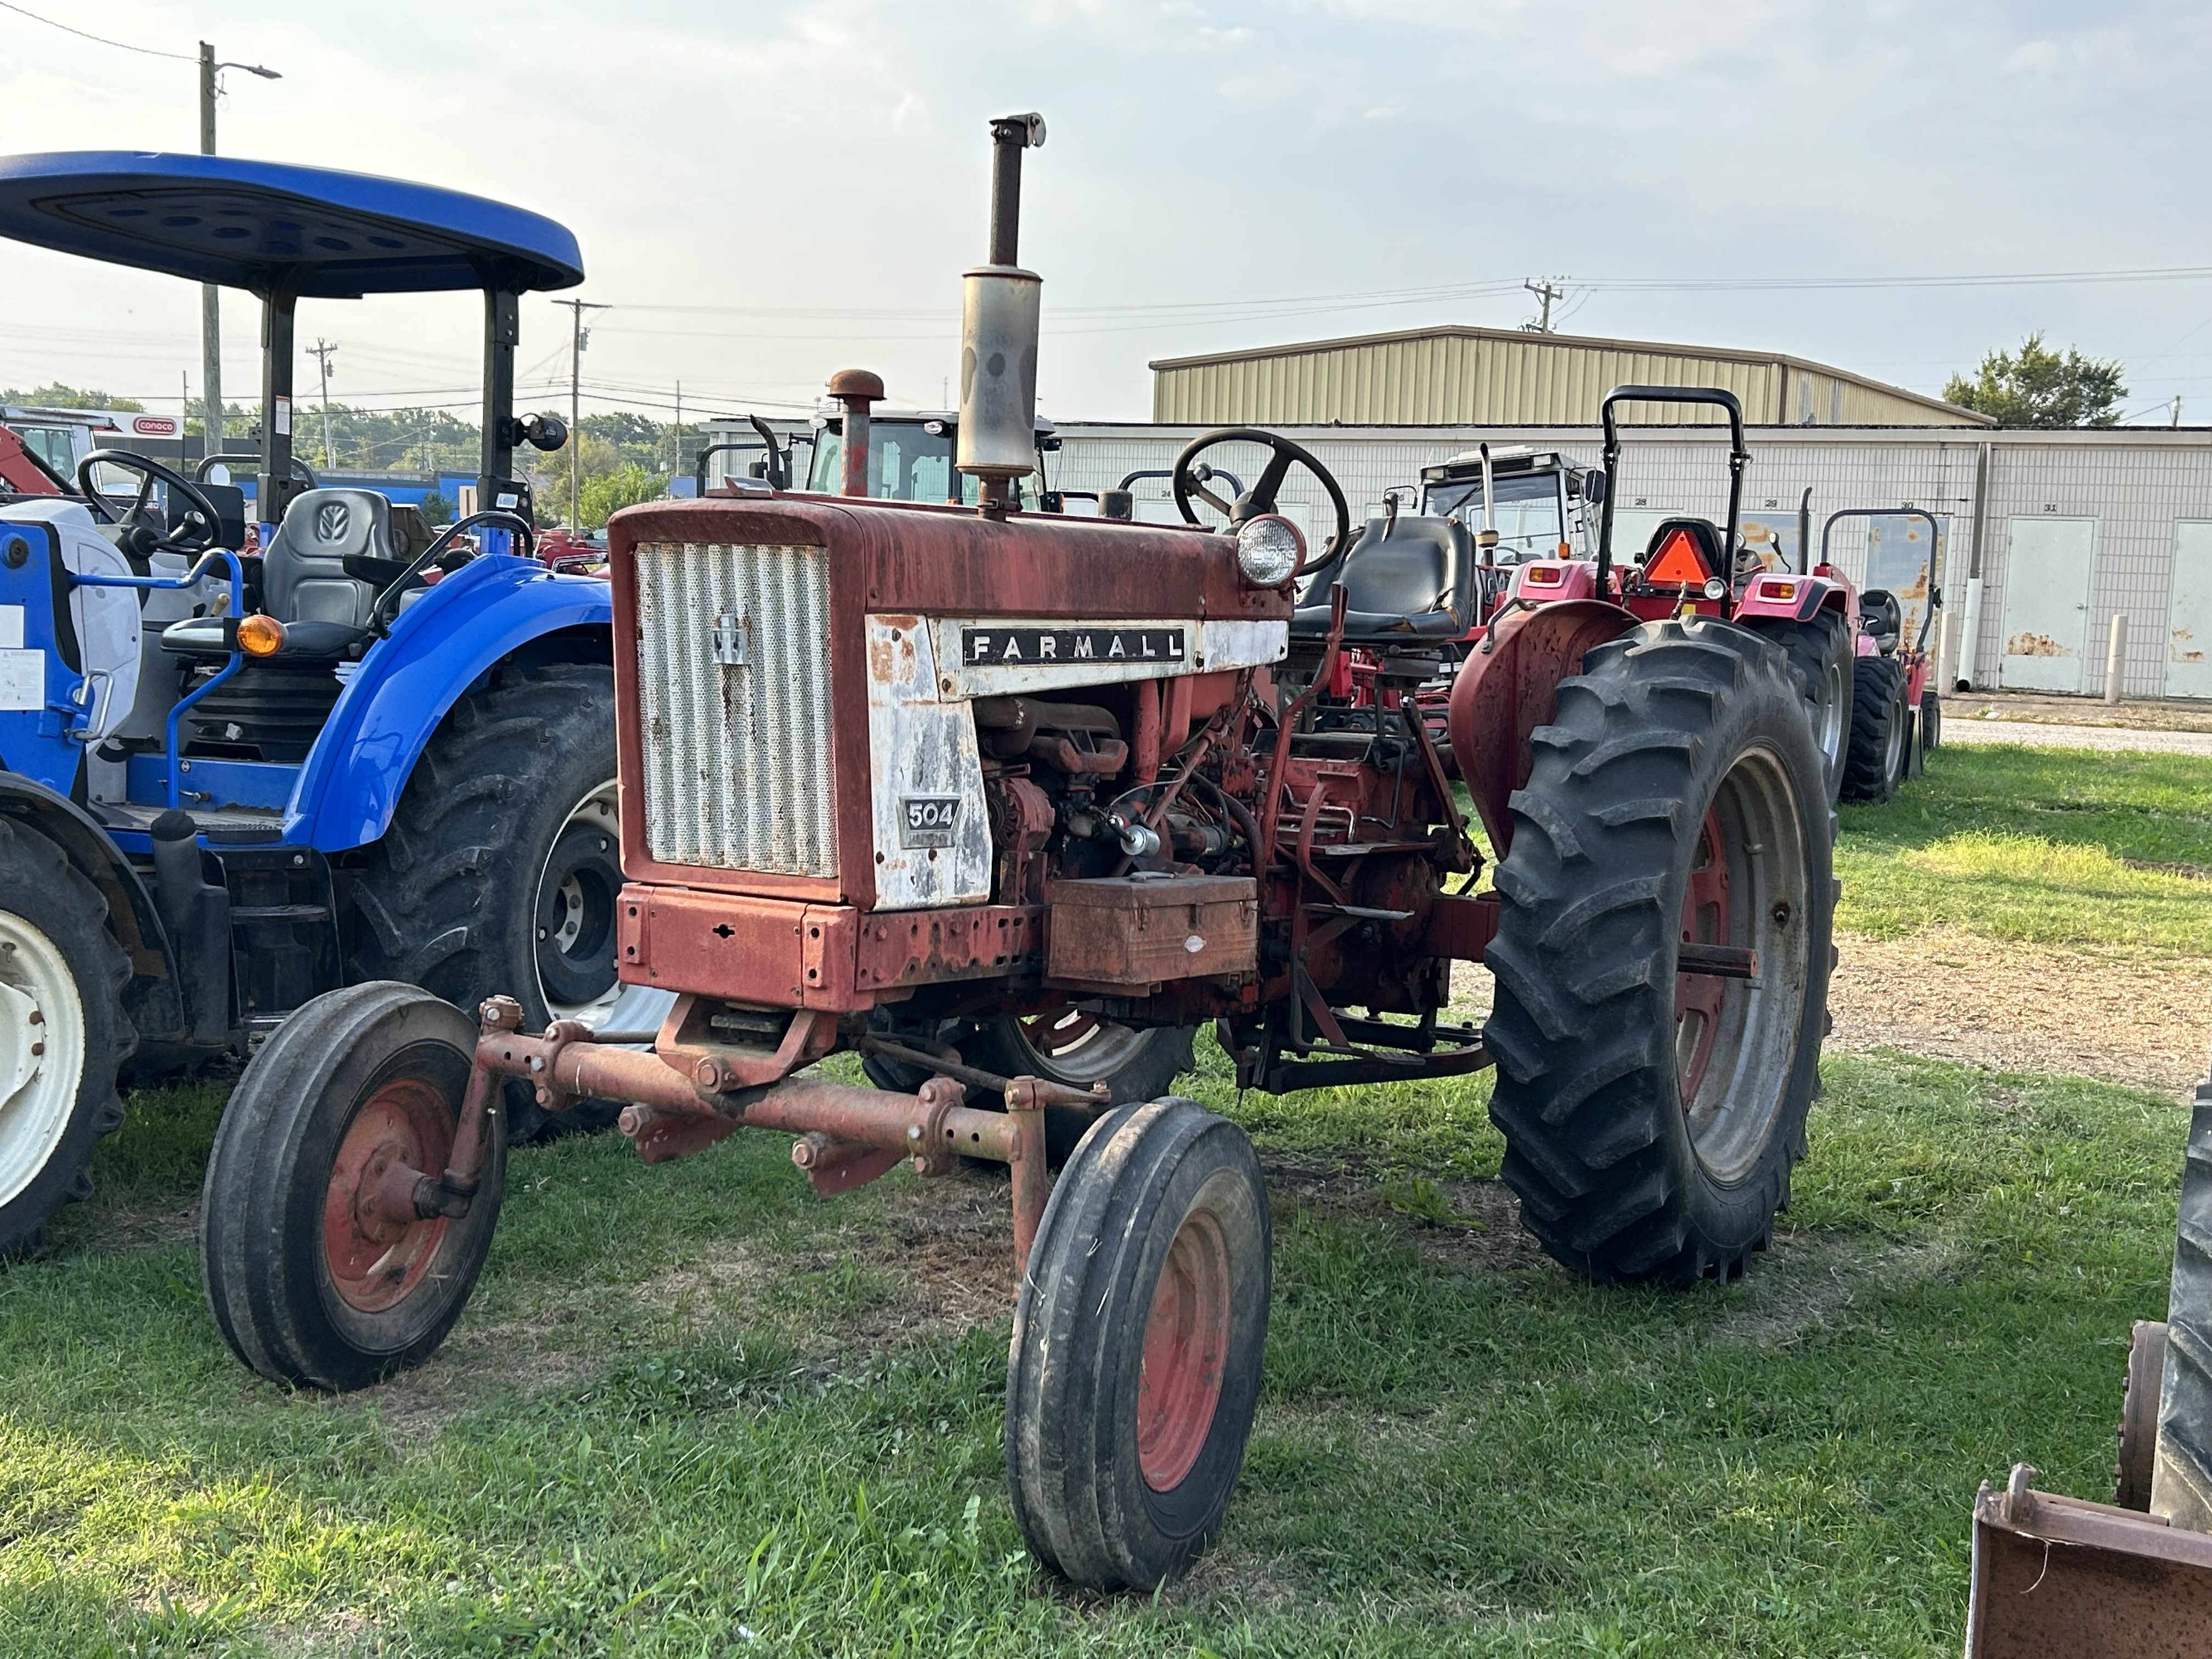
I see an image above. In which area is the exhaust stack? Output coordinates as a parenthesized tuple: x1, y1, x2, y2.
(957, 112, 1046, 516)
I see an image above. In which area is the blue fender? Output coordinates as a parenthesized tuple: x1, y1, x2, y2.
(285, 555, 612, 852)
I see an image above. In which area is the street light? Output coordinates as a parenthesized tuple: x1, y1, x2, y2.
(196, 42, 281, 458)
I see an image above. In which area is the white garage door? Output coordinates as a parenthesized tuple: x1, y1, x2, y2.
(2168, 522, 2212, 698)
(1999, 517, 2096, 692)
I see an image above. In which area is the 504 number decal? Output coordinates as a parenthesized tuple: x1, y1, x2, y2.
(899, 795, 962, 849)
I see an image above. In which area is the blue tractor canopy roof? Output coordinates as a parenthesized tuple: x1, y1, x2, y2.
(0, 151, 582, 298)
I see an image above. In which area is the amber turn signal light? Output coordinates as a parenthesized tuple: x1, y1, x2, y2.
(236, 614, 286, 657)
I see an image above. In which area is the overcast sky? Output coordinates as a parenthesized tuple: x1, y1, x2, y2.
(3, 0, 2209, 430)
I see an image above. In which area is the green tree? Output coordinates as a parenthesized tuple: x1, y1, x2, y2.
(418, 489, 453, 526)
(1, 382, 144, 411)
(1943, 333, 2128, 427)
(577, 462, 666, 529)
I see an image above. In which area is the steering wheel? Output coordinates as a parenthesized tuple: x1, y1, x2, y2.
(1169, 426, 1353, 571)
(76, 449, 227, 556)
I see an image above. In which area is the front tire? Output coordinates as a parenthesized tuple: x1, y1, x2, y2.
(1920, 688, 1942, 754)
(1007, 1098, 1271, 1590)
(1483, 618, 1833, 1285)
(345, 662, 619, 1141)
(200, 982, 504, 1390)
(0, 817, 133, 1255)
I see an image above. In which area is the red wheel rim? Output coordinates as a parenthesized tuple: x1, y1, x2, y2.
(1137, 1207, 1233, 1492)
(1674, 808, 1732, 1102)
(322, 1077, 454, 1314)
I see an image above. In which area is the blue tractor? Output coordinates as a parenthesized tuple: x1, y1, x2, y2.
(0, 153, 631, 1251)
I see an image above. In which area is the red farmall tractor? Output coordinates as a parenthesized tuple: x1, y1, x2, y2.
(198, 115, 1836, 1592)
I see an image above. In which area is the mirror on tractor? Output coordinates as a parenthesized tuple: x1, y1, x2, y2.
(519, 413, 567, 453)
(1582, 467, 1608, 506)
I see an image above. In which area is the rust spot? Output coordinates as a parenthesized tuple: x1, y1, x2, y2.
(2006, 631, 2070, 658)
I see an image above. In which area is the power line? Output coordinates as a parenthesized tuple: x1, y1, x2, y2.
(0, 0, 195, 61)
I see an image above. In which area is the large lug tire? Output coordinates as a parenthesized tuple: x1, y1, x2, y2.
(1920, 688, 1942, 754)
(0, 817, 134, 1255)
(345, 662, 620, 1142)
(1007, 1098, 1271, 1591)
(1841, 654, 1908, 803)
(1483, 617, 1834, 1285)
(2116, 1319, 2168, 1510)
(1744, 611, 1851, 805)
(200, 982, 504, 1390)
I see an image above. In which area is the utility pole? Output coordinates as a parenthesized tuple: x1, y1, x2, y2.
(1522, 277, 1565, 333)
(552, 297, 610, 526)
(307, 338, 337, 468)
(195, 43, 281, 461)
(2175, 394, 2185, 428)
(673, 379, 682, 477)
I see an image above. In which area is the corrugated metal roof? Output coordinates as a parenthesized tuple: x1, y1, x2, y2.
(1148, 323, 1993, 429)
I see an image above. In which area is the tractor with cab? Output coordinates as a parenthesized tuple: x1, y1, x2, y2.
(200, 114, 1836, 1593)
(0, 151, 643, 1253)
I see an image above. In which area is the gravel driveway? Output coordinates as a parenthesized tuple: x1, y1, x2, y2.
(1944, 719, 2212, 757)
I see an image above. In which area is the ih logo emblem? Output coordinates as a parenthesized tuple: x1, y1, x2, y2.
(315, 501, 350, 543)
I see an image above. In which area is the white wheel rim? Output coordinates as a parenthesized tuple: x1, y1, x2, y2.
(0, 912, 88, 1210)
(534, 780, 623, 1025)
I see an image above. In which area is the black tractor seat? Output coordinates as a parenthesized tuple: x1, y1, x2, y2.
(1291, 515, 1474, 641)
(1860, 588, 1903, 654)
(161, 487, 405, 659)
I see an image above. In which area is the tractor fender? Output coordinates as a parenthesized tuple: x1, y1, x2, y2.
(285, 555, 613, 853)
(1446, 597, 1640, 860)
(1733, 571, 1856, 627)
(0, 769, 187, 1041)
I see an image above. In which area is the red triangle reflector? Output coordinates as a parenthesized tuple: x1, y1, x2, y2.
(1645, 527, 1709, 586)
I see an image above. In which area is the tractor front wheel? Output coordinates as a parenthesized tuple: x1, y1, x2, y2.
(0, 818, 133, 1255)
(345, 662, 620, 1142)
(1007, 1098, 1270, 1590)
(1920, 688, 1943, 754)
(1483, 617, 1833, 1284)
(200, 982, 504, 1390)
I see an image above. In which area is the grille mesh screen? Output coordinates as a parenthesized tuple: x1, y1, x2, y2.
(632, 541, 836, 876)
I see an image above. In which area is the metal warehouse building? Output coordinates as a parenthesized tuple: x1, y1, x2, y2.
(1046, 421, 2212, 702)
(1148, 324, 1991, 430)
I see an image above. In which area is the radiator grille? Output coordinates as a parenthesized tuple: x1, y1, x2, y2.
(632, 541, 836, 876)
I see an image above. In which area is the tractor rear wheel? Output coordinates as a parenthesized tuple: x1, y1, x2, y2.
(2117, 1318, 2168, 1510)
(1006, 1097, 1269, 1590)
(345, 662, 620, 1142)
(1483, 617, 1833, 1285)
(200, 982, 504, 1390)
(1744, 611, 1850, 805)
(0, 817, 133, 1256)
(1842, 654, 1909, 803)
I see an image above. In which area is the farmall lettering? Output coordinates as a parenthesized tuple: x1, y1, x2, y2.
(963, 625, 1186, 666)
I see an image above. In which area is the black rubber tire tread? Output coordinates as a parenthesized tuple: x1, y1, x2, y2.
(1007, 1097, 1271, 1590)
(1841, 654, 1906, 803)
(345, 662, 617, 1142)
(1920, 689, 1942, 753)
(199, 981, 505, 1390)
(1482, 617, 1834, 1286)
(965, 1019, 1198, 1165)
(0, 817, 135, 1255)
(2117, 1318, 2167, 1510)
(1741, 611, 1850, 806)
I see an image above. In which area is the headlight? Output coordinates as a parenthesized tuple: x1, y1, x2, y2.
(1702, 577, 1728, 601)
(1235, 514, 1304, 586)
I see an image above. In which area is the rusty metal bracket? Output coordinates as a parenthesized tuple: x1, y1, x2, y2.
(856, 1033, 1109, 1111)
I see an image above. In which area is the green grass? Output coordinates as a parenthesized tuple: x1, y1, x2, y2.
(3, 741, 2205, 1655)
(0, 1039, 2190, 1657)
(1835, 742, 2212, 951)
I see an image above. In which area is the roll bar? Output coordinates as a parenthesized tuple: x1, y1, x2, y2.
(693, 415, 792, 494)
(1596, 384, 1748, 596)
(1821, 506, 1944, 653)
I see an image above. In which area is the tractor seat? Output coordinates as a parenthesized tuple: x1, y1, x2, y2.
(1860, 589, 1903, 654)
(1632, 517, 1727, 591)
(1291, 515, 1472, 640)
(160, 487, 403, 660)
